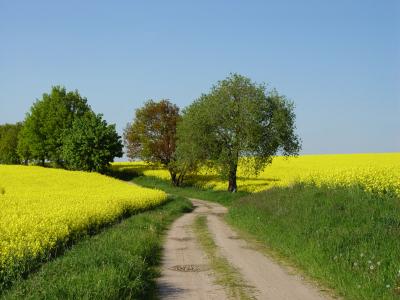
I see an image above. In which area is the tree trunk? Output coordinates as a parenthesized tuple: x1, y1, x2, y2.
(227, 163, 237, 192)
(169, 165, 186, 187)
(170, 170, 183, 187)
(170, 171, 178, 186)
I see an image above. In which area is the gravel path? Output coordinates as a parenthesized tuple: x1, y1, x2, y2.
(157, 198, 331, 300)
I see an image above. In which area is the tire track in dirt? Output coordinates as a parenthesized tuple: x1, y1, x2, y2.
(157, 198, 332, 300)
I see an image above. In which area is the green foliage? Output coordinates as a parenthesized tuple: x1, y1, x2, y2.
(62, 112, 123, 172)
(17, 86, 91, 165)
(15, 130, 31, 165)
(124, 99, 180, 165)
(15, 86, 121, 172)
(0, 123, 22, 164)
(177, 73, 301, 191)
(2, 196, 192, 299)
(227, 184, 400, 299)
(124, 99, 187, 185)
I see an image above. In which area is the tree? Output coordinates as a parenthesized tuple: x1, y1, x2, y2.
(124, 100, 185, 185)
(62, 112, 123, 172)
(16, 130, 31, 165)
(0, 123, 23, 164)
(177, 73, 301, 192)
(17, 86, 91, 165)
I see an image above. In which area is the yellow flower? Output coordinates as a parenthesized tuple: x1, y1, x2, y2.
(113, 153, 400, 196)
(0, 165, 166, 278)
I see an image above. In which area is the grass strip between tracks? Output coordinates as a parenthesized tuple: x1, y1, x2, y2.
(193, 215, 254, 300)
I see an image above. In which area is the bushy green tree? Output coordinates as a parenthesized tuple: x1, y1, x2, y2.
(62, 112, 123, 172)
(17, 86, 91, 165)
(16, 131, 31, 164)
(124, 100, 188, 185)
(0, 123, 23, 164)
(177, 73, 301, 192)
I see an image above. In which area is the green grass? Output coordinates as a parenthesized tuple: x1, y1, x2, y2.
(130, 173, 400, 299)
(226, 184, 400, 300)
(132, 175, 247, 207)
(193, 216, 253, 299)
(2, 196, 192, 300)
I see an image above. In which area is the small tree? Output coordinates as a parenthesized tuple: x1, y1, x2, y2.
(124, 100, 185, 185)
(0, 123, 23, 164)
(62, 112, 123, 172)
(177, 74, 301, 192)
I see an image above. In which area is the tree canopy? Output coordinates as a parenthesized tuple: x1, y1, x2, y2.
(17, 86, 91, 165)
(0, 123, 23, 164)
(124, 99, 186, 185)
(16, 86, 122, 172)
(62, 112, 123, 172)
(176, 73, 301, 192)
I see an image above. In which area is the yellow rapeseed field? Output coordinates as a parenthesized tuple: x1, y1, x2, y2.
(114, 153, 400, 196)
(0, 165, 166, 284)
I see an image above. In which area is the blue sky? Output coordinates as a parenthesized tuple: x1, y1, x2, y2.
(0, 0, 399, 155)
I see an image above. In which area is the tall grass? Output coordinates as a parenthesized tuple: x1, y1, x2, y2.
(227, 184, 400, 299)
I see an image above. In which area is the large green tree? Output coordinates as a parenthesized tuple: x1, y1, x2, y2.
(0, 123, 23, 164)
(177, 74, 301, 192)
(124, 100, 187, 185)
(62, 112, 123, 172)
(17, 86, 91, 165)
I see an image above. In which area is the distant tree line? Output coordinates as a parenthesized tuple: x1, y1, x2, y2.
(124, 73, 301, 192)
(0, 86, 123, 172)
(0, 74, 300, 190)
(0, 123, 23, 164)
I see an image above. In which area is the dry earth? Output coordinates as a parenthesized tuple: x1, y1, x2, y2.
(157, 198, 332, 300)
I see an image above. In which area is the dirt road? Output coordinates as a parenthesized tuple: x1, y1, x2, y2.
(157, 198, 331, 300)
